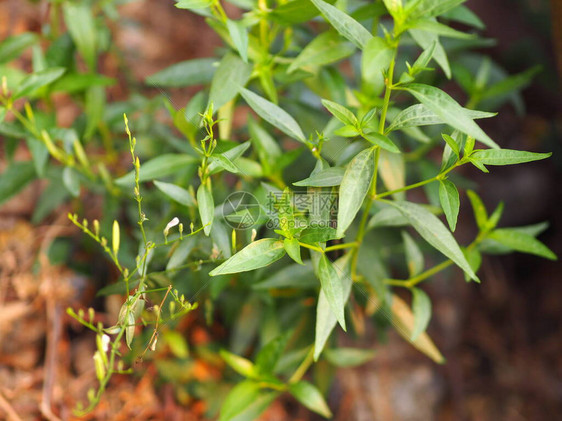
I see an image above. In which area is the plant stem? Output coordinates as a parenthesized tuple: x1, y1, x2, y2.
(288, 346, 314, 384)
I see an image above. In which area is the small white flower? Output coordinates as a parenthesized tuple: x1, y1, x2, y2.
(101, 334, 110, 352)
(163, 217, 180, 237)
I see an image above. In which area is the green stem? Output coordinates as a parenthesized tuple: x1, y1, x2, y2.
(288, 346, 314, 384)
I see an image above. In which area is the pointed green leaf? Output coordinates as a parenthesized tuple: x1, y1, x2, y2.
(402, 231, 424, 277)
(310, 0, 373, 49)
(317, 254, 346, 330)
(386, 103, 495, 133)
(63, 3, 96, 70)
(154, 180, 195, 207)
(388, 201, 478, 281)
(488, 229, 556, 260)
(466, 190, 488, 230)
(220, 349, 257, 378)
(219, 381, 279, 421)
(409, 40, 436, 76)
(378, 148, 405, 199)
(361, 37, 394, 84)
(404, 84, 498, 148)
(409, 19, 475, 39)
(471, 149, 551, 166)
(315, 254, 352, 360)
(255, 333, 290, 375)
(289, 381, 332, 418)
(62, 166, 80, 197)
(284, 237, 303, 265)
(240, 88, 306, 142)
(362, 132, 400, 153)
(175, 0, 213, 9)
(210, 238, 286, 276)
(14, 67, 66, 99)
(407, 0, 466, 20)
(439, 179, 460, 231)
(337, 148, 375, 236)
(115, 154, 198, 186)
(411, 287, 432, 341)
(226, 19, 249, 63)
(0, 161, 36, 206)
(197, 180, 214, 236)
(145, 58, 216, 87)
(293, 167, 345, 187)
(288, 32, 355, 73)
(0, 33, 37, 64)
(441, 134, 460, 158)
(321, 99, 357, 126)
(324, 348, 376, 367)
(209, 53, 252, 110)
(409, 29, 451, 78)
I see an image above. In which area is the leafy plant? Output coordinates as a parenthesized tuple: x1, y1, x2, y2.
(0, 0, 556, 418)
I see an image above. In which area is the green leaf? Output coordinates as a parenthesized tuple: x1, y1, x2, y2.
(382, 0, 404, 21)
(240, 88, 306, 142)
(14, 67, 66, 99)
(209, 53, 253, 111)
(0, 161, 36, 206)
(288, 32, 355, 74)
(409, 29, 451, 78)
(404, 84, 498, 148)
(51, 73, 114, 94)
(284, 237, 303, 265)
(220, 349, 257, 378)
(466, 190, 488, 230)
(411, 287, 432, 341)
(470, 149, 551, 166)
(438, 179, 460, 231)
(310, 0, 373, 49)
(362, 132, 400, 153)
(197, 179, 214, 236)
(0, 33, 37, 64)
(226, 19, 249, 62)
(408, 19, 475, 39)
(388, 201, 479, 281)
(210, 155, 240, 174)
(317, 254, 347, 331)
(324, 348, 376, 367)
(408, 40, 436, 76)
(84, 85, 105, 139)
(442, 5, 484, 29)
(270, 0, 336, 25)
(488, 229, 556, 261)
(175, 0, 214, 9)
(209, 141, 251, 174)
(293, 167, 345, 187)
(402, 231, 424, 277)
(62, 166, 80, 198)
(337, 148, 374, 237)
(386, 103, 495, 133)
(315, 254, 352, 360)
(321, 99, 357, 126)
(219, 380, 279, 421)
(145, 58, 216, 87)
(252, 264, 316, 290)
(63, 3, 96, 70)
(441, 134, 460, 158)
(480, 66, 540, 100)
(289, 381, 332, 418)
(463, 247, 482, 281)
(255, 334, 290, 375)
(407, 0, 466, 20)
(115, 154, 198, 186)
(153, 180, 195, 206)
(210, 238, 286, 276)
(361, 37, 394, 84)
(126, 312, 135, 349)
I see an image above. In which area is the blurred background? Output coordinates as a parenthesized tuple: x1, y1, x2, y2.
(0, 0, 560, 419)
